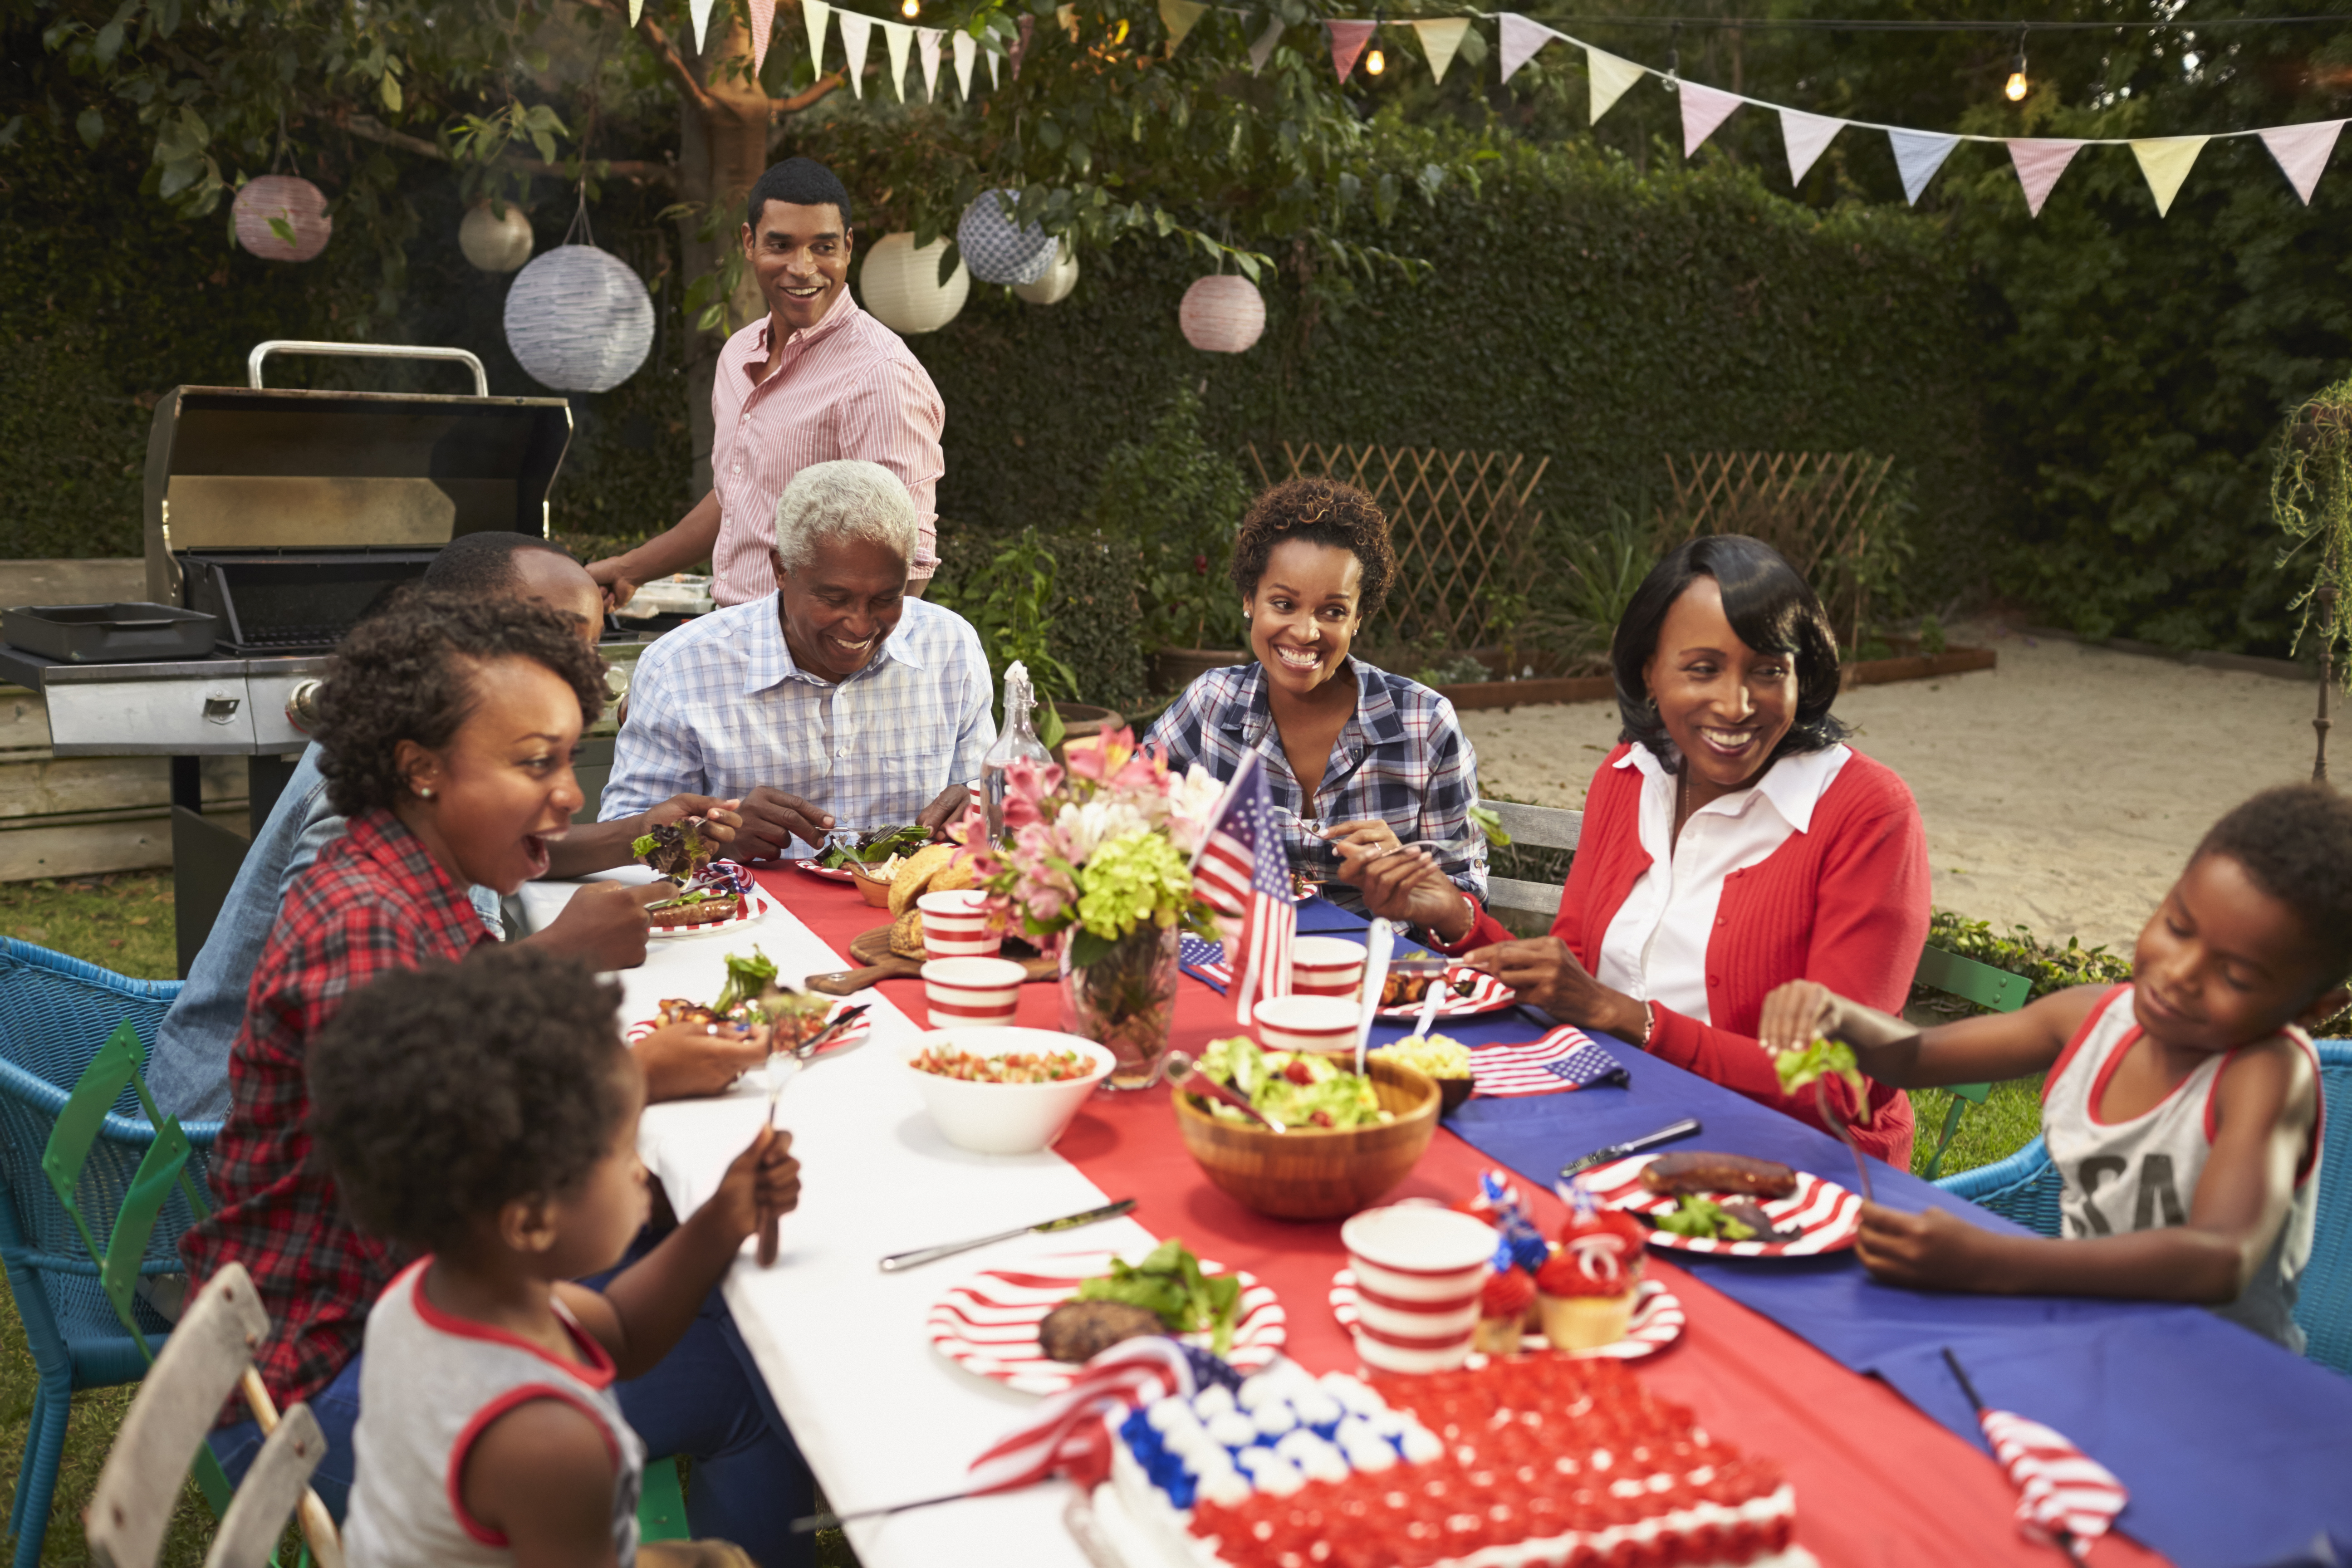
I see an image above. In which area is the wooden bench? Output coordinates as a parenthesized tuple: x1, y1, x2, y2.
(1480, 799, 1581, 925)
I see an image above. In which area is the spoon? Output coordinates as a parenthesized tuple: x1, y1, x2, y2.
(1409, 959, 1448, 1041)
(1164, 1051, 1285, 1133)
(1354, 919, 1397, 1078)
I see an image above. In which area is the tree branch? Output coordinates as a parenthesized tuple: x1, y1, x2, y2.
(773, 72, 845, 116)
(339, 114, 676, 184)
(572, 0, 719, 114)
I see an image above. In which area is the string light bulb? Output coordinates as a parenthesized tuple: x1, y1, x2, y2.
(2004, 33, 2029, 101)
(900, 0, 920, 16)
(1365, 44, 1385, 75)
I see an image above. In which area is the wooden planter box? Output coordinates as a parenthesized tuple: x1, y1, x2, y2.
(1433, 646, 1996, 712)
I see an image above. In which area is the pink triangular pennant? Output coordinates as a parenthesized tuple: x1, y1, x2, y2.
(2259, 119, 2346, 207)
(748, 0, 776, 75)
(1780, 108, 1842, 187)
(1327, 20, 1375, 83)
(2007, 138, 2084, 218)
(1680, 82, 1742, 158)
(1497, 13, 1554, 84)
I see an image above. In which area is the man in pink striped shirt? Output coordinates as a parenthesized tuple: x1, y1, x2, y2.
(587, 158, 945, 608)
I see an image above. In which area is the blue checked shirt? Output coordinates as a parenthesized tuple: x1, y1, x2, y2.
(1142, 659, 1487, 913)
(600, 594, 996, 848)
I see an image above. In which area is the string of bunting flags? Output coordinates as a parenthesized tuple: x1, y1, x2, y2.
(623, 0, 2344, 220)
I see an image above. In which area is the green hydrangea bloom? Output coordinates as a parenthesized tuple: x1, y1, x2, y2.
(1074, 830, 1193, 941)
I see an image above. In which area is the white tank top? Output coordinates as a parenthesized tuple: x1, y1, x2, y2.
(344, 1260, 645, 1568)
(2042, 985, 2322, 1351)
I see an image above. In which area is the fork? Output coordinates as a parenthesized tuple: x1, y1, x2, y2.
(755, 1004, 869, 1265)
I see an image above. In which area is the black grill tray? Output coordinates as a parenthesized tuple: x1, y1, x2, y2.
(1, 603, 219, 664)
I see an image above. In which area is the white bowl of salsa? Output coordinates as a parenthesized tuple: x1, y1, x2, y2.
(901, 1029, 1117, 1155)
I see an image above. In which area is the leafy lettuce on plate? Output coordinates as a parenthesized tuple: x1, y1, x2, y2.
(1073, 1237, 1242, 1354)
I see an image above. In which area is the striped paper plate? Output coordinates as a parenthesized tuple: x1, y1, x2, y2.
(1376, 967, 1520, 1021)
(789, 858, 860, 882)
(624, 1007, 872, 1059)
(926, 1250, 1285, 1396)
(647, 885, 774, 939)
(1327, 1270, 1683, 1362)
(1574, 1154, 1863, 1257)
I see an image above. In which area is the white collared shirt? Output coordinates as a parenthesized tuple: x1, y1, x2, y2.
(598, 594, 996, 850)
(1594, 743, 1853, 1024)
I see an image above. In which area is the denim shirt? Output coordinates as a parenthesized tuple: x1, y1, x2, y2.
(147, 743, 501, 1122)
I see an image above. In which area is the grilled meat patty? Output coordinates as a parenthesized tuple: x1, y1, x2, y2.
(1039, 1300, 1166, 1363)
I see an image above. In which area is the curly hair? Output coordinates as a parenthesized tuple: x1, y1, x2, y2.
(313, 587, 608, 818)
(1229, 478, 1397, 624)
(2195, 783, 2352, 986)
(1612, 534, 1848, 768)
(309, 946, 632, 1254)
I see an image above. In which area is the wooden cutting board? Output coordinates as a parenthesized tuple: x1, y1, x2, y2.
(804, 926, 1058, 995)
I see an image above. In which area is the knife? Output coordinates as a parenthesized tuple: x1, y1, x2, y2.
(1558, 1118, 1704, 1180)
(877, 1198, 1139, 1273)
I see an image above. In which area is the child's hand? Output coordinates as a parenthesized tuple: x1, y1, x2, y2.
(707, 1123, 803, 1247)
(1854, 1201, 2001, 1291)
(637, 1019, 772, 1103)
(1758, 980, 1843, 1059)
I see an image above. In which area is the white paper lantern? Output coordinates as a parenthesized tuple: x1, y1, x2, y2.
(858, 233, 970, 335)
(1011, 240, 1079, 306)
(459, 201, 535, 273)
(1179, 275, 1265, 354)
(503, 244, 656, 393)
(232, 175, 332, 263)
(956, 190, 1057, 286)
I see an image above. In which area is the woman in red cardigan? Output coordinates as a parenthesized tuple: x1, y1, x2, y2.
(1423, 535, 1930, 1165)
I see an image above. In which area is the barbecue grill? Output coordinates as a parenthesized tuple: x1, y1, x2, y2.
(1, 340, 593, 970)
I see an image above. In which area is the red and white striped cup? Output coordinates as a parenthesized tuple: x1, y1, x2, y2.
(1339, 1204, 1499, 1374)
(1251, 994, 1361, 1055)
(921, 956, 1028, 1029)
(917, 889, 1001, 958)
(1291, 936, 1368, 998)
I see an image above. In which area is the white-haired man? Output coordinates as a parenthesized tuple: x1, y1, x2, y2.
(601, 460, 995, 859)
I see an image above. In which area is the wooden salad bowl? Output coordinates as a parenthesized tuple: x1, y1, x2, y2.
(1172, 1055, 1441, 1220)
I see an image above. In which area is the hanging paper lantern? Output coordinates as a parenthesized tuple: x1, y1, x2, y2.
(503, 244, 656, 393)
(1179, 275, 1265, 354)
(232, 175, 332, 263)
(459, 201, 535, 273)
(956, 189, 1057, 286)
(1011, 240, 1079, 306)
(858, 233, 970, 335)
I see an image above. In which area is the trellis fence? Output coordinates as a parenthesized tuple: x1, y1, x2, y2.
(1248, 442, 1550, 651)
(1660, 451, 1899, 651)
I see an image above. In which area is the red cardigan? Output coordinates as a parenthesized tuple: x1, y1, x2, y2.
(1462, 743, 1930, 1166)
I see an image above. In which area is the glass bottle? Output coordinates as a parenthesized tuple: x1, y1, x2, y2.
(980, 660, 1052, 841)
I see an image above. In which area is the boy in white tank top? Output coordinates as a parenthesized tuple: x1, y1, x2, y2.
(307, 946, 803, 1568)
(1761, 783, 2342, 1352)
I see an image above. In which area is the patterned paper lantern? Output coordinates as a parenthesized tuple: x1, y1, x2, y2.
(502, 244, 656, 393)
(858, 233, 970, 335)
(1011, 240, 1080, 306)
(232, 175, 332, 263)
(1179, 275, 1265, 354)
(956, 190, 1057, 286)
(459, 201, 535, 273)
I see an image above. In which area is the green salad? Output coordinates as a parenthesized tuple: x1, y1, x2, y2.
(1775, 1035, 1866, 1101)
(1654, 1195, 1758, 1241)
(1198, 1036, 1391, 1132)
(1073, 1238, 1243, 1353)
(816, 825, 929, 869)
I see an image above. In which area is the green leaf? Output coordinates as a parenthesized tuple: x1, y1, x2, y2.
(269, 216, 296, 244)
(76, 108, 106, 148)
(380, 71, 403, 113)
(94, 20, 124, 64)
(1038, 698, 1066, 753)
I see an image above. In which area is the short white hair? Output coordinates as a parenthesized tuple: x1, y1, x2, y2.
(771, 460, 918, 575)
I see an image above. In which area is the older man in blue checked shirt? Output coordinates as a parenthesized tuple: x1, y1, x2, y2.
(601, 459, 995, 859)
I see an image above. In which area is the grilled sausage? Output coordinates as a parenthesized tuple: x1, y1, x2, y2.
(1638, 1152, 1798, 1200)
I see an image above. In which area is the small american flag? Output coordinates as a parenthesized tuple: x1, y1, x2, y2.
(1179, 934, 1233, 991)
(965, 1337, 1200, 1495)
(1190, 754, 1294, 1025)
(1468, 1027, 1631, 1098)
(1945, 1349, 2127, 1559)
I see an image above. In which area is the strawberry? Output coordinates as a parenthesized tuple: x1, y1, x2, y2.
(1283, 1059, 1316, 1086)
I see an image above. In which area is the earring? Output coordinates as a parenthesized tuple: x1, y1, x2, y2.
(417, 785, 436, 800)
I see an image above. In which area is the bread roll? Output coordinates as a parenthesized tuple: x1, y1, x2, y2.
(889, 843, 959, 916)
(889, 907, 926, 958)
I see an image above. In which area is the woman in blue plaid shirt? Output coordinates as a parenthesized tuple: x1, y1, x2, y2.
(1143, 479, 1488, 947)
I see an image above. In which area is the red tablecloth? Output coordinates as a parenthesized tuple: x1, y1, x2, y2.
(760, 867, 2166, 1568)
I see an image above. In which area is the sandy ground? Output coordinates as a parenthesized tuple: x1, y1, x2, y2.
(1462, 623, 2325, 955)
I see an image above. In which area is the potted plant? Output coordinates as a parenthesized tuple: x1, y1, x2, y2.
(2273, 373, 2352, 780)
(1094, 387, 1254, 694)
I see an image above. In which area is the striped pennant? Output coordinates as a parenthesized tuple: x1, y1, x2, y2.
(1468, 1026, 1629, 1097)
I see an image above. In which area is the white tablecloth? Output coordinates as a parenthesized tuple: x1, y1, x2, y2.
(517, 873, 1133, 1566)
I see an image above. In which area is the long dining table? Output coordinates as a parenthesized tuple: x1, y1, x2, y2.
(517, 864, 2352, 1568)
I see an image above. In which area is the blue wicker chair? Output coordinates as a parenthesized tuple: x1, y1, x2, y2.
(1937, 1042, 2352, 1378)
(0, 940, 220, 1568)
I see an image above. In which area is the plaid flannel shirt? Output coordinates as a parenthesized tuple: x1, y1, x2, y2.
(1142, 659, 1488, 911)
(180, 808, 493, 1410)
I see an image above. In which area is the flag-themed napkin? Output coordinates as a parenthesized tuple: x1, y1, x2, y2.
(1942, 1348, 2128, 1559)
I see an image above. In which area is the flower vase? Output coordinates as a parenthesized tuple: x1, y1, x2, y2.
(1060, 924, 1181, 1089)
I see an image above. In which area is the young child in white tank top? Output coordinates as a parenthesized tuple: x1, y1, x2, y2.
(306, 946, 802, 1568)
(1758, 783, 2342, 1351)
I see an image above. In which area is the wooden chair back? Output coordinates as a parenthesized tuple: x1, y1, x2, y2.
(1478, 800, 1582, 924)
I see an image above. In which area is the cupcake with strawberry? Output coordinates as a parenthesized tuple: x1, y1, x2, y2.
(1535, 1205, 1648, 1351)
(1474, 1234, 1536, 1356)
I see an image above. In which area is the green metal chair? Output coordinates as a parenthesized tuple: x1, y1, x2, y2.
(1911, 944, 2032, 1180)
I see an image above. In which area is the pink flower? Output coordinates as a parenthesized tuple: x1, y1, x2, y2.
(1062, 726, 1137, 784)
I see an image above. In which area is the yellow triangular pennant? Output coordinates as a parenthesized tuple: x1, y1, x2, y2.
(1411, 18, 1470, 83)
(2130, 136, 2209, 218)
(1585, 46, 1646, 125)
(1160, 0, 1209, 56)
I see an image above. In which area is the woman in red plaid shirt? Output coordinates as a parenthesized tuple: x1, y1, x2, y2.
(181, 590, 816, 1562)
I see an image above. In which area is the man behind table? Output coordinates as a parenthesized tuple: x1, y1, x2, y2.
(599, 460, 994, 858)
(585, 157, 945, 608)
